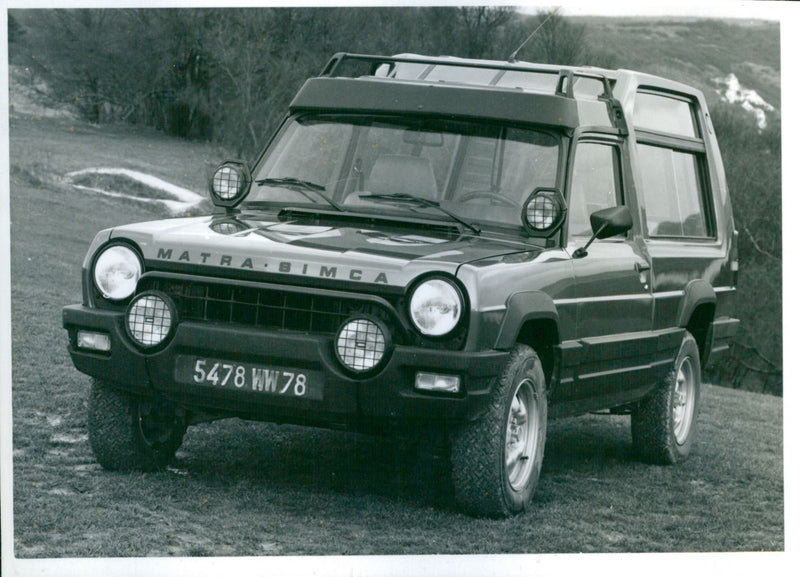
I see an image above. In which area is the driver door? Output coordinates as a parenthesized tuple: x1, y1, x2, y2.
(559, 136, 655, 413)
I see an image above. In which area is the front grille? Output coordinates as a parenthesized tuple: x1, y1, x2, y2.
(138, 275, 401, 338)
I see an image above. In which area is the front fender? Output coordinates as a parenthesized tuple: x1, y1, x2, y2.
(494, 291, 559, 350)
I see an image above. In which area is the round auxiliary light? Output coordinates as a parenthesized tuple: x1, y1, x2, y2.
(522, 188, 566, 237)
(210, 161, 251, 208)
(93, 244, 142, 301)
(335, 317, 390, 373)
(125, 292, 176, 349)
(408, 278, 463, 337)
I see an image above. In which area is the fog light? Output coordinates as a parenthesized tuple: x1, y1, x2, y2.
(521, 188, 566, 237)
(212, 166, 243, 200)
(415, 372, 461, 394)
(125, 291, 176, 348)
(77, 330, 111, 352)
(210, 161, 251, 208)
(335, 317, 390, 373)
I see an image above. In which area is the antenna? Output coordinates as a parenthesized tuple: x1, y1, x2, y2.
(508, 7, 561, 63)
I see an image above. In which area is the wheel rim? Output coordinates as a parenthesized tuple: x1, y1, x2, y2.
(505, 378, 539, 492)
(672, 356, 697, 445)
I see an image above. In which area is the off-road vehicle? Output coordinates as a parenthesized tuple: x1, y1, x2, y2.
(63, 53, 739, 517)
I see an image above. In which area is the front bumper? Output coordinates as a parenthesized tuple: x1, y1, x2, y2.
(63, 304, 507, 430)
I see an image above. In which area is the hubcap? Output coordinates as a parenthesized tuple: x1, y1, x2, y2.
(505, 378, 539, 492)
(672, 357, 696, 445)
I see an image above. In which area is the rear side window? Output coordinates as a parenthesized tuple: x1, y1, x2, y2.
(633, 92, 698, 138)
(637, 144, 710, 238)
(633, 89, 714, 239)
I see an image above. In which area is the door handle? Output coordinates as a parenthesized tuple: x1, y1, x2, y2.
(636, 261, 651, 290)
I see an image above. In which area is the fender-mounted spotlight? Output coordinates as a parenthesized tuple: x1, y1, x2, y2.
(210, 161, 251, 211)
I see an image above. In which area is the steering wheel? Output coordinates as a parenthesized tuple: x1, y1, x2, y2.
(458, 190, 518, 208)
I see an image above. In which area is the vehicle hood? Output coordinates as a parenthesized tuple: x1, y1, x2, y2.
(109, 213, 542, 288)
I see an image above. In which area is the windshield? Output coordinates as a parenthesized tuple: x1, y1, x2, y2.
(249, 115, 561, 230)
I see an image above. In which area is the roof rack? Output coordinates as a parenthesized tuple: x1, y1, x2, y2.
(556, 69, 627, 134)
(319, 53, 628, 134)
(322, 53, 606, 96)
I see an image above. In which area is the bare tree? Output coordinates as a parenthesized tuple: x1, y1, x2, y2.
(515, 9, 588, 65)
(11, 6, 591, 148)
(457, 6, 516, 58)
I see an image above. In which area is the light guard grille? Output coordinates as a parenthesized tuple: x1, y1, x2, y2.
(126, 292, 174, 347)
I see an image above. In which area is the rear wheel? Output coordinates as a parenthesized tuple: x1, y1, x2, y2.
(450, 344, 547, 517)
(631, 332, 701, 464)
(88, 379, 186, 471)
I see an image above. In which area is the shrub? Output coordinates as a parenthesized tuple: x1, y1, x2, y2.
(709, 104, 782, 393)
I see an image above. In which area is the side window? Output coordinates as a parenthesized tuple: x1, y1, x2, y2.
(568, 142, 622, 238)
(637, 144, 710, 238)
(633, 92, 698, 138)
(633, 88, 715, 239)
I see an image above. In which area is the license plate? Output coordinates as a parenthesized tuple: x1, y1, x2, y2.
(175, 355, 323, 401)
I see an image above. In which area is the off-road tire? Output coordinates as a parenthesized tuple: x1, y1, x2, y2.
(450, 344, 547, 518)
(631, 332, 701, 464)
(88, 379, 186, 471)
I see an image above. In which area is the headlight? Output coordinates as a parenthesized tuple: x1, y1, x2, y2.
(93, 244, 142, 301)
(409, 278, 464, 337)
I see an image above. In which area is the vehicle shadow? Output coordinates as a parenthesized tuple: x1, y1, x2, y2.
(175, 420, 454, 509)
(173, 412, 635, 513)
(543, 413, 634, 475)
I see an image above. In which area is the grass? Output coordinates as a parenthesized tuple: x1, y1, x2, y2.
(7, 114, 784, 559)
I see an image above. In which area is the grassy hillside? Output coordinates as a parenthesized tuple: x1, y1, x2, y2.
(579, 17, 780, 110)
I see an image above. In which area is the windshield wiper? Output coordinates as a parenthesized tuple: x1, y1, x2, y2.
(256, 177, 343, 212)
(359, 193, 481, 235)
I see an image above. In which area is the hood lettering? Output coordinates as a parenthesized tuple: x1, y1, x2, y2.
(154, 247, 389, 284)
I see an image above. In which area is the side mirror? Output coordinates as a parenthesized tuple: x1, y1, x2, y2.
(573, 206, 632, 258)
(590, 205, 633, 239)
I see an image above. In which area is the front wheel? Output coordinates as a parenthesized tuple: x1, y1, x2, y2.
(450, 344, 548, 517)
(631, 332, 701, 464)
(88, 379, 186, 471)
